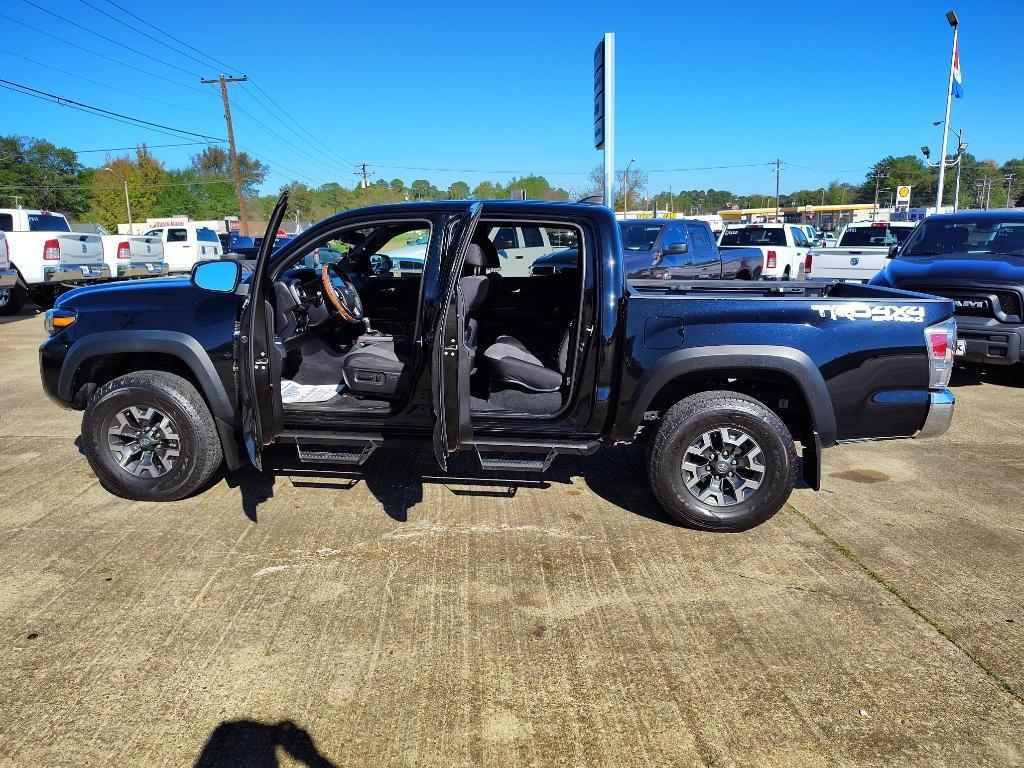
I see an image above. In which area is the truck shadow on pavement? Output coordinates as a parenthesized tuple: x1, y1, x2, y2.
(193, 718, 336, 767)
(224, 443, 679, 527)
(949, 364, 1023, 389)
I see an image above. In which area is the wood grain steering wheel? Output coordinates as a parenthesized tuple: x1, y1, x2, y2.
(320, 263, 364, 324)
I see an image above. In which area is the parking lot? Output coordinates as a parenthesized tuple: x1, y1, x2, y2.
(1, 305, 1022, 766)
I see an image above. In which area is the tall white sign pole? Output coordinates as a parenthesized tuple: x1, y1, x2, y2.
(595, 33, 615, 210)
(935, 17, 958, 210)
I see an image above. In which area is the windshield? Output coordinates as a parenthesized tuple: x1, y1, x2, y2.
(619, 222, 662, 251)
(27, 213, 71, 232)
(839, 225, 913, 248)
(719, 227, 787, 247)
(901, 217, 1024, 257)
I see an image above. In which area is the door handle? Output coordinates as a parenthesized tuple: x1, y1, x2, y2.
(381, 286, 398, 294)
(509, 288, 522, 294)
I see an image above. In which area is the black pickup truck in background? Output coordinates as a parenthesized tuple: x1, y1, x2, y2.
(41, 196, 956, 531)
(872, 210, 1024, 367)
(619, 218, 763, 280)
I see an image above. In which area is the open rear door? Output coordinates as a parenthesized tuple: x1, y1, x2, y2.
(239, 192, 289, 470)
(432, 202, 483, 470)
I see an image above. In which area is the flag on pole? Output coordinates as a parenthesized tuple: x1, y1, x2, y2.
(951, 39, 963, 98)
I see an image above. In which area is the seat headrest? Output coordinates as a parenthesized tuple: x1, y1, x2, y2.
(465, 244, 488, 268)
(469, 234, 500, 267)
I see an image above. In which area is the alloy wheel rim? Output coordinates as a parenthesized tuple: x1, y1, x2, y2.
(106, 406, 181, 478)
(680, 426, 766, 507)
(0, 287, 9, 306)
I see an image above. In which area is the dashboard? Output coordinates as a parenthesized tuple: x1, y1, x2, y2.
(273, 267, 337, 345)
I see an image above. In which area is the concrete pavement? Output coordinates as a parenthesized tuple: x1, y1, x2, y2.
(1, 308, 1021, 767)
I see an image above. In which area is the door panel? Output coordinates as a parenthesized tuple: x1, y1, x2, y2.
(239, 193, 290, 470)
(432, 203, 482, 469)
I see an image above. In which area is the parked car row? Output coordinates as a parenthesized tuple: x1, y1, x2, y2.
(0, 208, 223, 315)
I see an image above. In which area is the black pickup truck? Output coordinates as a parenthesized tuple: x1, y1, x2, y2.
(40, 196, 957, 531)
(872, 210, 1024, 367)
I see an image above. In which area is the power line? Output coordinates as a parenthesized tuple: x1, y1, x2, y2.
(0, 179, 237, 191)
(244, 81, 355, 168)
(77, 0, 235, 76)
(0, 46, 217, 116)
(73, 141, 226, 154)
(98, 0, 241, 75)
(0, 78, 225, 142)
(19, 0, 201, 78)
(0, 12, 210, 95)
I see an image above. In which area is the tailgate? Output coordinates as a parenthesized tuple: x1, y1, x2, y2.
(810, 248, 886, 281)
(57, 234, 104, 265)
(126, 236, 164, 261)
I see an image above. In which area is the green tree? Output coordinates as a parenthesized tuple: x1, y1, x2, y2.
(90, 147, 166, 231)
(447, 181, 470, 199)
(190, 146, 267, 197)
(0, 135, 89, 215)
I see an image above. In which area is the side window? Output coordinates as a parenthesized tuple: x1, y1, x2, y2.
(790, 227, 809, 247)
(144, 229, 161, 238)
(0, 214, 12, 232)
(659, 223, 688, 248)
(491, 227, 518, 250)
(168, 229, 188, 243)
(521, 227, 544, 248)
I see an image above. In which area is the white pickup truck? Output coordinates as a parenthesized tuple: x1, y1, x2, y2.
(717, 223, 812, 280)
(87, 225, 168, 279)
(0, 231, 19, 311)
(0, 208, 107, 314)
(141, 224, 223, 274)
(806, 221, 917, 282)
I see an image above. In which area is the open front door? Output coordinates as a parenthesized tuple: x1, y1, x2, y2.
(239, 192, 290, 470)
(432, 202, 483, 470)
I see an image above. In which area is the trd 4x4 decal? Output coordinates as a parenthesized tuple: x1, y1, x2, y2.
(810, 303, 926, 323)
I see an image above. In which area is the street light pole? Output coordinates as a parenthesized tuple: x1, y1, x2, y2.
(102, 166, 132, 234)
(935, 11, 959, 211)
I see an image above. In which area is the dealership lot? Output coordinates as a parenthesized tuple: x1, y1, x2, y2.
(1, 308, 1021, 766)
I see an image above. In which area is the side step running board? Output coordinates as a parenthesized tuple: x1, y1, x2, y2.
(296, 444, 377, 466)
(472, 438, 600, 474)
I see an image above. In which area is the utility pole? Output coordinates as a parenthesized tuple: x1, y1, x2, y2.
(201, 74, 249, 235)
(871, 167, 887, 221)
(774, 159, 781, 223)
(1005, 173, 1017, 209)
(355, 162, 373, 205)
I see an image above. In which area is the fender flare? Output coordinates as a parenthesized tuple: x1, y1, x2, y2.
(615, 344, 838, 447)
(59, 330, 244, 470)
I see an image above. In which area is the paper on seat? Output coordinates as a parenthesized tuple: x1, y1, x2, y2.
(280, 379, 342, 404)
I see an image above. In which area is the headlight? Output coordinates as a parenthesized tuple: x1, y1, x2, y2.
(44, 309, 76, 335)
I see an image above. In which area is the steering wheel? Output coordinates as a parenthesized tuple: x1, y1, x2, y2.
(320, 263, 364, 324)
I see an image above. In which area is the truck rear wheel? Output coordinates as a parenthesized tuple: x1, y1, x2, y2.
(82, 371, 223, 502)
(646, 391, 797, 531)
(0, 282, 27, 315)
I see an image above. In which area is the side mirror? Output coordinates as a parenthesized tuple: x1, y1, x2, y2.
(191, 260, 241, 293)
(886, 245, 899, 259)
(664, 242, 688, 255)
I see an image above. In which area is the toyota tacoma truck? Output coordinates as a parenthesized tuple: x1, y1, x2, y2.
(40, 196, 956, 531)
(0, 208, 107, 314)
(872, 210, 1024, 367)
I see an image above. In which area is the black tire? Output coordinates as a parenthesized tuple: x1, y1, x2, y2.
(0, 281, 28, 315)
(82, 370, 223, 501)
(753, 267, 762, 281)
(646, 391, 798, 531)
(30, 288, 57, 310)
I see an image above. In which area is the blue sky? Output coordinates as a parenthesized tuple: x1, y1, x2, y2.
(1, 0, 1022, 197)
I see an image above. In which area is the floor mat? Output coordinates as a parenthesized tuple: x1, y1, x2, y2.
(280, 380, 343, 404)
(471, 387, 562, 415)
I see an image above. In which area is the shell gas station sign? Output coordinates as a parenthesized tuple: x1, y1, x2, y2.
(896, 185, 912, 209)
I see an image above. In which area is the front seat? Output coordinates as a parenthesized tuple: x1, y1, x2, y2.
(459, 244, 494, 360)
(482, 323, 574, 393)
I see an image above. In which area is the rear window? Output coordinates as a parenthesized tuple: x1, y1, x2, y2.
(719, 227, 787, 247)
(839, 225, 912, 247)
(196, 228, 219, 243)
(27, 213, 71, 232)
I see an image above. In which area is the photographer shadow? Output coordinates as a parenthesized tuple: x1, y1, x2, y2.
(194, 719, 336, 768)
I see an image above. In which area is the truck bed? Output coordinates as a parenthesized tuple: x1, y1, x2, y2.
(627, 279, 943, 302)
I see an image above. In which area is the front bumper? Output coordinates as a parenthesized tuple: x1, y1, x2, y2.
(914, 390, 955, 439)
(954, 319, 1024, 365)
(44, 264, 111, 283)
(0, 267, 16, 289)
(116, 262, 170, 278)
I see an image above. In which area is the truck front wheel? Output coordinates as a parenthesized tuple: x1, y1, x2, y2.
(82, 371, 223, 501)
(646, 391, 797, 531)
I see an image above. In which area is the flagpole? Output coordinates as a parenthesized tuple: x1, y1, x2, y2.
(935, 17, 958, 211)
